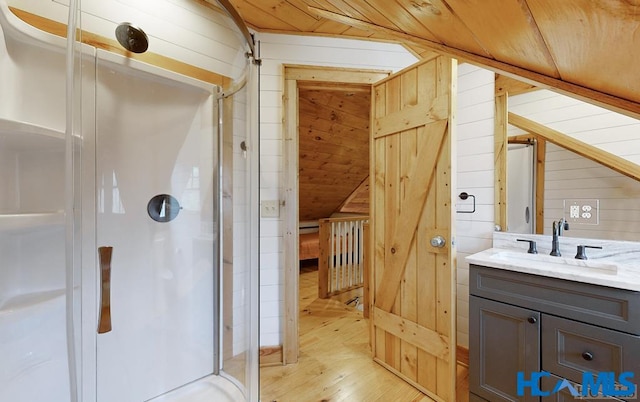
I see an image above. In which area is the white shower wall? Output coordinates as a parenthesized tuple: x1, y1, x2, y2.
(0, 4, 66, 128)
(0, 5, 70, 401)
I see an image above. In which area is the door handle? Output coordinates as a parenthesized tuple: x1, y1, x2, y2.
(98, 246, 113, 334)
(430, 235, 446, 248)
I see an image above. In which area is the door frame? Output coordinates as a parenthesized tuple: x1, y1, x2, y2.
(282, 65, 390, 364)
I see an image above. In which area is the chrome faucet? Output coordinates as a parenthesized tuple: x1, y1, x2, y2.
(550, 218, 569, 256)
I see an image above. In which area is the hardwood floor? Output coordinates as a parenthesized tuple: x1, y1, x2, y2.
(260, 263, 469, 402)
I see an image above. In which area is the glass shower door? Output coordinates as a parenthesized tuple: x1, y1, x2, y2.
(93, 51, 219, 402)
(218, 60, 260, 402)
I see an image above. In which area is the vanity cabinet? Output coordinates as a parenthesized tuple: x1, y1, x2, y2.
(469, 265, 640, 402)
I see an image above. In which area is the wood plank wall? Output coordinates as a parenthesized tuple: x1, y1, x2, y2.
(8, 0, 243, 85)
(454, 65, 496, 349)
(298, 85, 370, 221)
(338, 178, 370, 214)
(10, 6, 229, 86)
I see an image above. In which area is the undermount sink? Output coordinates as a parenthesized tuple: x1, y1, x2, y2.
(490, 250, 619, 275)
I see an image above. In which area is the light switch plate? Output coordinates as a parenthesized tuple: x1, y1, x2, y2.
(564, 199, 599, 225)
(261, 200, 280, 218)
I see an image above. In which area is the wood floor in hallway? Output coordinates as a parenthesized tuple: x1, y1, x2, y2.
(259, 264, 469, 402)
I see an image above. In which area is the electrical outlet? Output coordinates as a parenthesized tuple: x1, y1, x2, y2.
(564, 199, 599, 225)
(261, 200, 280, 218)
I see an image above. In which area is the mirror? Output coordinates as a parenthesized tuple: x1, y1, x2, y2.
(502, 88, 640, 242)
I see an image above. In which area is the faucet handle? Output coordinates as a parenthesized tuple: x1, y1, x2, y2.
(575, 245, 603, 260)
(517, 239, 538, 254)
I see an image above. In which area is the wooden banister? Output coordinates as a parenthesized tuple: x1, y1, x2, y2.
(363, 222, 370, 319)
(318, 219, 331, 299)
(317, 216, 369, 299)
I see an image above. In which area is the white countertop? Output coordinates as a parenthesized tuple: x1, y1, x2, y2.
(466, 233, 640, 292)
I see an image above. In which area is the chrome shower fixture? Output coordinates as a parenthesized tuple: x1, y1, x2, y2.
(115, 22, 149, 53)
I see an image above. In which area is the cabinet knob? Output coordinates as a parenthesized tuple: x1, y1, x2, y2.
(527, 316, 537, 324)
(582, 351, 594, 361)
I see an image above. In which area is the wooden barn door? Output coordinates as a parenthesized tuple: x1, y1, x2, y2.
(370, 56, 457, 401)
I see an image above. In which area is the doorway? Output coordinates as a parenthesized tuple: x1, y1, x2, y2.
(297, 82, 371, 310)
(282, 65, 390, 363)
(278, 56, 459, 401)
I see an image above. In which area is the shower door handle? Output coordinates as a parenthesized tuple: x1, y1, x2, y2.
(98, 246, 113, 334)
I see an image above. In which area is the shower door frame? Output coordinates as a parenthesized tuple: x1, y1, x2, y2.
(216, 58, 261, 399)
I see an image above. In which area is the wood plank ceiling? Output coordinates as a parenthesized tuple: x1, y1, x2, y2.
(298, 84, 370, 222)
(226, 0, 640, 117)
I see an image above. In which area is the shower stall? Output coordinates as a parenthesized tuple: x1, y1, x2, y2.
(0, 0, 259, 401)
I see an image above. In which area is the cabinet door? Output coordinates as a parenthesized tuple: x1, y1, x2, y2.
(470, 295, 541, 402)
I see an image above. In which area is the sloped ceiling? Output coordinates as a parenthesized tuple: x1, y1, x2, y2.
(338, 177, 369, 215)
(298, 84, 370, 222)
(227, 0, 640, 118)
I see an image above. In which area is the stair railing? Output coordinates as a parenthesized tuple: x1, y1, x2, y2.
(318, 215, 369, 299)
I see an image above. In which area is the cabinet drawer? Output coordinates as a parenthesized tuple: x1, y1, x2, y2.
(470, 265, 640, 334)
(541, 373, 625, 401)
(542, 314, 640, 387)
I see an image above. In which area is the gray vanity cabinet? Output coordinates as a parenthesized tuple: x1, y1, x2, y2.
(469, 264, 640, 402)
(470, 296, 540, 402)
